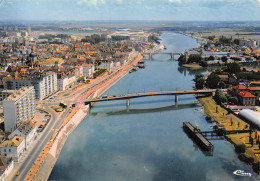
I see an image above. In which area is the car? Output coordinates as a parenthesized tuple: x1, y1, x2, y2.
(16, 171, 20, 176)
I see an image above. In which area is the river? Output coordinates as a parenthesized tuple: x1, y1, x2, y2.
(49, 32, 258, 181)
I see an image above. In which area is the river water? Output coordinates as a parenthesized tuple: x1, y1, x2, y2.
(49, 32, 258, 181)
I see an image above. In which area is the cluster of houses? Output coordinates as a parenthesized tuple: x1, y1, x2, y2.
(184, 38, 260, 65)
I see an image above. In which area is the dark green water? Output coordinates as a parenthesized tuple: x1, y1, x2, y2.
(49, 32, 259, 181)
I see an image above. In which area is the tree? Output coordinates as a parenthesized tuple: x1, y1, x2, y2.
(208, 55, 215, 60)
(178, 54, 186, 65)
(221, 56, 228, 63)
(193, 74, 205, 89)
(234, 39, 240, 45)
(81, 34, 106, 44)
(219, 35, 232, 45)
(219, 81, 226, 89)
(229, 97, 239, 105)
(227, 63, 241, 75)
(199, 60, 208, 67)
(206, 73, 220, 89)
(214, 89, 227, 104)
(235, 144, 246, 153)
(187, 54, 202, 64)
(208, 35, 215, 41)
(219, 94, 228, 103)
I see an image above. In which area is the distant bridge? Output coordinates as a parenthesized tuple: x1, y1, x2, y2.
(85, 89, 217, 108)
(142, 52, 182, 60)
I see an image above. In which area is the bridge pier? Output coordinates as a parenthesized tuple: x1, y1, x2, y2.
(126, 98, 130, 107)
(175, 95, 178, 106)
(149, 53, 152, 60)
(171, 52, 174, 60)
(212, 91, 215, 97)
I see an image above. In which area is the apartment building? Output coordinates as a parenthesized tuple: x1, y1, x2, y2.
(3, 71, 57, 100)
(3, 86, 35, 132)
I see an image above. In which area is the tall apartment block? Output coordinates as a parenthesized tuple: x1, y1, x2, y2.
(3, 86, 36, 132)
(3, 71, 57, 100)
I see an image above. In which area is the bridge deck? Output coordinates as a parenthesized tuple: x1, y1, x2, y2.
(143, 52, 182, 55)
(85, 89, 216, 103)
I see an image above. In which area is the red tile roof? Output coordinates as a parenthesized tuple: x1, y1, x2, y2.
(218, 75, 228, 78)
(250, 82, 260, 85)
(248, 87, 260, 91)
(238, 91, 256, 98)
(233, 84, 247, 90)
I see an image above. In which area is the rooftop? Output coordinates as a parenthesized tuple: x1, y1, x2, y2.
(238, 90, 256, 98)
(0, 136, 24, 147)
(4, 86, 34, 102)
(233, 84, 247, 90)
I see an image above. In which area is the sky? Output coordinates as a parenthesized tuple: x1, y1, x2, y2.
(0, 0, 260, 21)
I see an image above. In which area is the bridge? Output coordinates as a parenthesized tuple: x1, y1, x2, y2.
(85, 89, 217, 109)
(142, 52, 182, 60)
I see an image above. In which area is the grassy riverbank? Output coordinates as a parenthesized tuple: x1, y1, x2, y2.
(182, 63, 202, 69)
(199, 97, 260, 164)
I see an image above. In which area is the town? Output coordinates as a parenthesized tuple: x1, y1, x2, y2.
(0, 22, 260, 179)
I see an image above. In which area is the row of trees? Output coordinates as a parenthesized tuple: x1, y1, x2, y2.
(214, 89, 238, 105)
(207, 35, 240, 45)
(178, 54, 208, 67)
(111, 35, 130, 41)
(193, 63, 241, 89)
(39, 34, 71, 40)
(93, 68, 106, 79)
(81, 34, 106, 44)
(193, 72, 225, 89)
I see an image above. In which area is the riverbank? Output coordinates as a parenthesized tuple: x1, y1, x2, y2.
(199, 97, 260, 167)
(29, 53, 143, 180)
(182, 63, 202, 69)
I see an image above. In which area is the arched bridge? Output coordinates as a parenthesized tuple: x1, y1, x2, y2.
(85, 89, 218, 108)
(142, 52, 182, 60)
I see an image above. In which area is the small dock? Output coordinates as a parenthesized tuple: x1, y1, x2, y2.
(183, 122, 214, 151)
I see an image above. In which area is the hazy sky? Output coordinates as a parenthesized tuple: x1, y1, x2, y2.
(0, 0, 260, 21)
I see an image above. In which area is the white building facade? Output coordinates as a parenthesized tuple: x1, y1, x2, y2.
(3, 86, 35, 132)
(3, 72, 57, 100)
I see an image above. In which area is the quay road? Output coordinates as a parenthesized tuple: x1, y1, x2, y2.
(8, 104, 65, 181)
(84, 89, 218, 104)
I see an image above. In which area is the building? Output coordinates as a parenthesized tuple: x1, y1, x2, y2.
(3, 86, 35, 132)
(239, 39, 257, 47)
(8, 121, 37, 150)
(3, 71, 57, 100)
(0, 90, 15, 101)
(239, 109, 260, 128)
(0, 156, 13, 180)
(83, 65, 95, 77)
(238, 90, 256, 106)
(57, 75, 77, 91)
(98, 61, 114, 72)
(228, 84, 247, 96)
(250, 81, 260, 87)
(0, 136, 25, 161)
